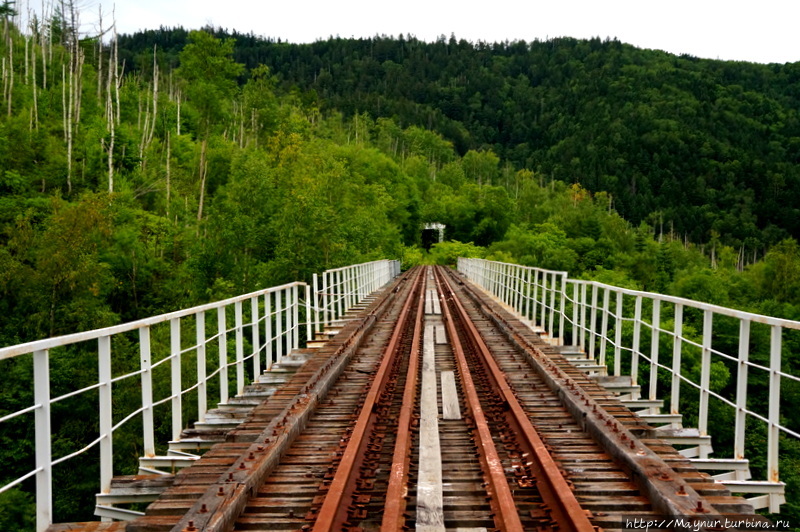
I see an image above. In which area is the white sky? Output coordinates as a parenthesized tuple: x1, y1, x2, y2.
(25, 0, 800, 64)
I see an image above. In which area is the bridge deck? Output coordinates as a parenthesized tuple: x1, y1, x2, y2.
(51, 266, 767, 532)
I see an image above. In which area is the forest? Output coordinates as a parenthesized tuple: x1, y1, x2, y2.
(0, 4, 799, 528)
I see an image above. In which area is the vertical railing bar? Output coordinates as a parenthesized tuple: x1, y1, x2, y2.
(217, 305, 229, 404)
(631, 296, 642, 394)
(265, 292, 273, 371)
(522, 267, 529, 320)
(275, 290, 283, 363)
(734, 319, 750, 462)
(336, 270, 343, 320)
(589, 284, 598, 361)
(559, 274, 566, 346)
(140, 327, 155, 457)
(234, 301, 244, 395)
(170, 317, 182, 441)
(534, 270, 542, 329)
(649, 299, 661, 403)
(768, 324, 781, 492)
(196, 311, 207, 423)
(671, 304, 683, 415)
(614, 291, 623, 376)
(548, 273, 556, 342)
(99, 335, 113, 498)
(322, 272, 329, 330)
(285, 287, 293, 353)
(251, 297, 260, 383)
(599, 287, 610, 368)
(293, 284, 300, 352)
(698, 309, 713, 458)
(305, 284, 312, 346)
(34, 349, 52, 532)
(312, 273, 320, 335)
(580, 282, 588, 350)
(572, 281, 579, 347)
(217, 307, 228, 405)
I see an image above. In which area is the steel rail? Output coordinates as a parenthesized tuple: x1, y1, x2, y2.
(312, 267, 425, 532)
(381, 266, 427, 530)
(433, 267, 525, 532)
(436, 266, 596, 532)
(453, 266, 730, 527)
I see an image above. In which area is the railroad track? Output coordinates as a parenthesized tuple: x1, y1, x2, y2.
(105, 265, 766, 532)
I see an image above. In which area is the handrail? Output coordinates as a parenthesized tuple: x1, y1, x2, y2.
(0, 259, 400, 532)
(458, 257, 796, 514)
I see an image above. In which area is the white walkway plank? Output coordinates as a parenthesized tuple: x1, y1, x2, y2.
(440, 371, 461, 420)
(435, 325, 447, 345)
(431, 290, 442, 314)
(417, 324, 445, 531)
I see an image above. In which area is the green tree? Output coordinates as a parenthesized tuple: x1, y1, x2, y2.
(177, 31, 244, 219)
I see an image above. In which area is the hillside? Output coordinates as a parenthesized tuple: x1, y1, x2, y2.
(117, 30, 800, 252)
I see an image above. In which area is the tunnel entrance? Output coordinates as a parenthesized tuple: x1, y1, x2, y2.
(422, 223, 445, 251)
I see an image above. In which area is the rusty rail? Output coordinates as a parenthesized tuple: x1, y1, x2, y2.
(312, 267, 425, 532)
(381, 267, 427, 529)
(433, 267, 526, 531)
(436, 266, 596, 532)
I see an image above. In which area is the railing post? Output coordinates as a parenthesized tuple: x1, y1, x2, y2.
(34, 349, 52, 532)
(234, 301, 244, 394)
(548, 273, 557, 342)
(533, 270, 541, 329)
(571, 282, 579, 347)
(196, 311, 207, 423)
(293, 284, 300, 351)
(734, 319, 750, 464)
(99, 336, 113, 499)
(170, 318, 182, 441)
(768, 324, 782, 497)
(558, 274, 567, 345)
(312, 274, 320, 336)
(284, 288, 292, 354)
(283, 288, 291, 353)
(336, 270, 343, 320)
(490, 262, 500, 298)
(344, 268, 351, 310)
(698, 310, 713, 458)
(218, 307, 228, 404)
(649, 299, 661, 403)
(140, 327, 155, 457)
(265, 291, 273, 370)
(305, 284, 312, 346)
(579, 283, 588, 350)
(670, 304, 683, 415)
(614, 291, 623, 376)
(322, 272, 329, 330)
(285, 287, 294, 352)
(599, 287, 610, 368)
(250, 297, 260, 380)
(631, 296, 642, 395)
(275, 290, 284, 363)
(539, 272, 552, 334)
(589, 284, 598, 361)
(522, 267, 530, 320)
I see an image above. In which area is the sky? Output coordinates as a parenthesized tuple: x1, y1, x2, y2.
(24, 0, 800, 64)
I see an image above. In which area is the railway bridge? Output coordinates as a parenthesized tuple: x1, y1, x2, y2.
(0, 259, 795, 531)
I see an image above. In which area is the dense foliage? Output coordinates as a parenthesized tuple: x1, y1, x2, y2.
(0, 15, 798, 529)
(117, 30, 800, 254)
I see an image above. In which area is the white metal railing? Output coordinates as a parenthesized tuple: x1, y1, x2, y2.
(311, 260, 401, 334)
(0, 259, 399, 532)
(459, 257, 798, 513)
